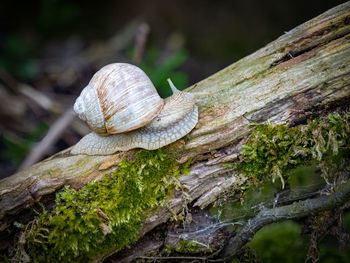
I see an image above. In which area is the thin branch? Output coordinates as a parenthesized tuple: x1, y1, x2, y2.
(220, 178, 350, 261)
(132, 22, 150, 64)
(18, 107, 76, 171)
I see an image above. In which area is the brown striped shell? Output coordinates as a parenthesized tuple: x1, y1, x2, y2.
(74, 63, 164, 135)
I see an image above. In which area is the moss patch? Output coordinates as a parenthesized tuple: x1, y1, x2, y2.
(175, 238, 212, 254)
(236, 113, 350, 188)
(19, 149, 191, 262)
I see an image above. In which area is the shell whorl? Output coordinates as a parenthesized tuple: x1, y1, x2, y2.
(74, 63, 164, 135)
(74, 85, 106, 134)
(71, 92, 198, 155)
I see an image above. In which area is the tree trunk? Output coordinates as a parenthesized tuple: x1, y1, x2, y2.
(1, 2, 350, 261)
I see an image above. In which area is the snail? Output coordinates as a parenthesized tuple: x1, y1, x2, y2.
(71, 63, 198, 155)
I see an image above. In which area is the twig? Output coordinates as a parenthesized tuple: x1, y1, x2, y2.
(0, 68, 61, 112)
(132, 22, 150, 64)
(220, 178, 350, 261)
(18, 107, 76, 171)
(18, 84, 61, 113)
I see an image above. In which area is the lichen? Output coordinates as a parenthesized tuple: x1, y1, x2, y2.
(236, 113, 350, 188)
(18, 149, 191, 262)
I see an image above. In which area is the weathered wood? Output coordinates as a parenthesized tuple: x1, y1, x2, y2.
(1, 2, 350, 260)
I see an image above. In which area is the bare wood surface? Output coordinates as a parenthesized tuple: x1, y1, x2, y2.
(1, 2, 350, 259)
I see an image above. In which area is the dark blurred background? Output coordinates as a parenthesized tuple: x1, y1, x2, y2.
(0, 0, 345, 178)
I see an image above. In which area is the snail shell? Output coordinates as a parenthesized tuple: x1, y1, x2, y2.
(74, 63, 164, 135)
(71, 63, 198, 155)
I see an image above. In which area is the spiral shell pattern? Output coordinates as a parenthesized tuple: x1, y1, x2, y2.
(74, 63, 164, 135)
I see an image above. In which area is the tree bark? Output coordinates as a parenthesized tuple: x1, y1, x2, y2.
(1, 1, 350, 260)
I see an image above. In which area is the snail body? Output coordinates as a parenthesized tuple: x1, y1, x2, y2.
(71, 63, 198, 155)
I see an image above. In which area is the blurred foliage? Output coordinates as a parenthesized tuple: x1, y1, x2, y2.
(0, 0, 79, 80)
(288, 165, 320, 189)
(18, 149, 191, 262)
(318, 211, 350, 263)
(0, 34, 39, 80)
(0, 123, 48, 165)
(132, 47, 188, 97)
(248, 214, 350, 263)
(38, 0, 79, 37)
(248, 221, 308, 263)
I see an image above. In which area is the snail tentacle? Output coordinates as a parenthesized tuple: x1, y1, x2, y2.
(167, 78, 181, 94)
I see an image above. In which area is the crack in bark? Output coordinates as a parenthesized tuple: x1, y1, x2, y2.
(270, 14, 350, 68)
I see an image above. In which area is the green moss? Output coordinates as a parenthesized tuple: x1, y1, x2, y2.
(176, 239, 206, 253)
(48, 167, 62, 177)
(237, 113, 350, 187)
(173, 238, 211, 254)
(22, 149, 191, 262)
